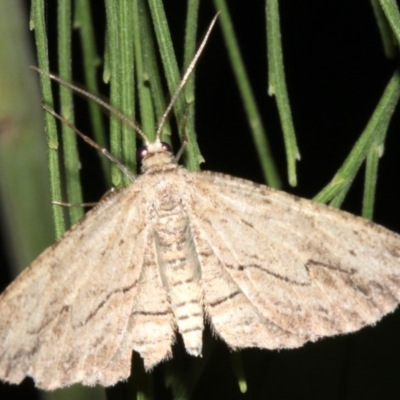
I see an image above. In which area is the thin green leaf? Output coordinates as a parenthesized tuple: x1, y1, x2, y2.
(148, 0, 203, 171)
(377, 0, 400, 48)
(371, 0, 397, 58)
(314, 69, 400, 207)
(105, 1, 124, 187)
(119, 0, 136, 185)
(138, 0, 172, 141)
(266, 0, 300, 187)
(134, 0, 157, 142)
(0, 0, 53, 272)
(58, 0, 84, 225)
(31, 0, 66, 238)
(213, 0, 281, 188)
(363, 143, 381, 220)
(182, 0, 200, 158)
(74, 0, 111, 183)
(230, 352, 247, 393)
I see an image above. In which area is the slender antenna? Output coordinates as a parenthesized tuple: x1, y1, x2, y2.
(30, 66, 149, 143)
(42, 104, 136, 182)
(32, 12, 219, 146)
(155, 12, 220, 140)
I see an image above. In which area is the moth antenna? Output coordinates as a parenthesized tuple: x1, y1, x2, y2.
(42, 103, 136, 182)
(155, 12, 220, 141)
(52, 200, 98, 208)
(30, 66, 149, 144)
(174, 139, 188, 163)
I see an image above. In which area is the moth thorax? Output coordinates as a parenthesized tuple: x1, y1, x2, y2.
(141, 152, 175, 172)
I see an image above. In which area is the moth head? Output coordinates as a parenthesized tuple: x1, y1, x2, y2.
(138, 139, 174, 172)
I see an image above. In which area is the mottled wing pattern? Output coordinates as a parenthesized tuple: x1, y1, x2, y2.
(187, 171, 400, 350)
(0, 185, 173, 390)
(122, 231, 176, 371)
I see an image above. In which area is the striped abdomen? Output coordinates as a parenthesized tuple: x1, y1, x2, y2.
(154, 196, 204, 356)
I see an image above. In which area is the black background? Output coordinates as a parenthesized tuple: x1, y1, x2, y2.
(1, 1, 400, 399)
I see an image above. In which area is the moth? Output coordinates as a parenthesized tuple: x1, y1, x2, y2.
(1, 15, 400, 391)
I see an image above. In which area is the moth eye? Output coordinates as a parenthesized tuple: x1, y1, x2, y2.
(161, 142, 172, 152)
(137, 146, 148, 161)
